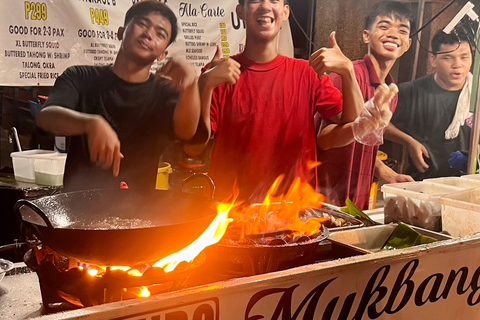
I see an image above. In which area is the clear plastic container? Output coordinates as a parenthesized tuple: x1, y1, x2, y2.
(381, 181, 463, 231)
(33, 152, 67, 186)
(10, 150, 56, 183)
(439, 188, 480, 237)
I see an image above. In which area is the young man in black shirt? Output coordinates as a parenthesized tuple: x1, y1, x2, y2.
(385, 29, 473, 180)
(37, 1, 201, 191)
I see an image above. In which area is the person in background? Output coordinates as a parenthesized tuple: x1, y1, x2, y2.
(385, 29, 473, 180)
(317, 0, 415, 210)
(185, 0, 400, 202)
(36, 0, 201, 191)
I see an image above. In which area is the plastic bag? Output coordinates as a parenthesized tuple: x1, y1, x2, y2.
(352, 98, 392, 146)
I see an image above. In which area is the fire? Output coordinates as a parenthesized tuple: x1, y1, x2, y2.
(228, 174, 327, 237)
(82, 199, 235, 297)
(153, 202, 234, 272)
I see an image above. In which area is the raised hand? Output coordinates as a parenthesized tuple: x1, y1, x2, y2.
(201, 44, 241, 88)
(155, 56, 197, 92)
(85, 116, 124, 177)
(372, 83, 398, 127)
(309, 31, 353, 77)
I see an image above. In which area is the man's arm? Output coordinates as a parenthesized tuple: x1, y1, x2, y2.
(374, 157, 414, 183)
(309, 32, 363, 124)
(36, 106, 123, 176)
(183, 47, 241, 157)
(155, 57, 202, 141)
(318, 83, 398, 150)
(384, 123, 430, 173)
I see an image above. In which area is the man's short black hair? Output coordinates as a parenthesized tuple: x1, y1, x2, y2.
(365, 0, 415, 35)
(431, 29, 472, 55)
(124, 0, 178, 45)
(238, 0, 289, 5)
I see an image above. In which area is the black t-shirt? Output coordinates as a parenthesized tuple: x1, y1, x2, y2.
(44, 65, 178, 191)
(391, 74, 471, 180)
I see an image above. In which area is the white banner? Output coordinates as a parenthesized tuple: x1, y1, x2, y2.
(0, 0, 293, 86)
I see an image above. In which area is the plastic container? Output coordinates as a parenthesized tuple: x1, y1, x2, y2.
(10, 150, 57, 183)
(460, 174, 480, 182)
(33, 152, 67, 186)
(328, 224, 451, 253)
(381, 181, 463, 231)
(439, 188, 480, 237)
(425, 176, 480, 189)
(156, 162, 172, 190)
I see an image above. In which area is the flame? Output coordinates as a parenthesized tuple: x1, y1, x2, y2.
(127, 286, 151, 298)
(229, 174, 327, 237)
(153, 201, 234, 272)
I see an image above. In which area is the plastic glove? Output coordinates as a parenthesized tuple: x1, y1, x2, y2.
(352, 83, 397, 146)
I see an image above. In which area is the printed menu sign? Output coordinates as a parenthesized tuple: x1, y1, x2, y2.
(0, 0, 292, 86)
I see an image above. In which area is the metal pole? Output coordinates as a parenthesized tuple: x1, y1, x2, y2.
(411, 0, 426, 80)
(466, 23, 480, 174)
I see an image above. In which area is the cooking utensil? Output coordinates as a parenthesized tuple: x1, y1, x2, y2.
(208, 224, 330, 276)
(15, 189, 218, 266)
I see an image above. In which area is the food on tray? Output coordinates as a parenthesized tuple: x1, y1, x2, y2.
(380, 222, 437, 251)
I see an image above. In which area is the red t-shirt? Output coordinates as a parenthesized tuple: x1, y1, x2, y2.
(317, 54, 398, 210)
(209, 53, 343, 201)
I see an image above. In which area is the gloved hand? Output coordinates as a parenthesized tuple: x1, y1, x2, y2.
(352, 83, 397, 146)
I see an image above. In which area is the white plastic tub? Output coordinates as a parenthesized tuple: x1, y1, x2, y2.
(460, 174, 480, 182)
(10, 150, 56, 183)
(440, 188, 480, 237)
(426, 176, 480, 189)
(381, 181, 463, 231)
(33, 152, 67, 186)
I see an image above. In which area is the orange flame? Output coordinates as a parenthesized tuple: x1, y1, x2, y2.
(229, 174, 326, 237)
(83, 198, 235, 284)
(153, 201, 234, 272)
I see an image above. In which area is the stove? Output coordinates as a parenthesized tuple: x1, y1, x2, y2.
(23, 245, 206, 310)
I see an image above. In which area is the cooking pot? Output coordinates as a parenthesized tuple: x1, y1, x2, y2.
(15, 188, 218, 266)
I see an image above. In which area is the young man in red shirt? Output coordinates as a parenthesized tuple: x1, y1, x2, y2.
(187, 0, 400, 202)
(317, 1, 415, 210)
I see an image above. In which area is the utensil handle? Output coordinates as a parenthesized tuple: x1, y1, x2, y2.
(14, 199, 54, 229)
(181, 173, 215, 199)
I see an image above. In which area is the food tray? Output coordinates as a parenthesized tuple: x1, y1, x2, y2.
(328, 223, 452, 253)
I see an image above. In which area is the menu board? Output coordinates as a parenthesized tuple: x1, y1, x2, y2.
(0, 0, 293, 86)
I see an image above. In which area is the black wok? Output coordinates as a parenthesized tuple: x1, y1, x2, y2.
(15, 189, 218, 266)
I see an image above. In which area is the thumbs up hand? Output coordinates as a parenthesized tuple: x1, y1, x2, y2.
(309, 31, 353, 78)
(200, 44, 241, 89)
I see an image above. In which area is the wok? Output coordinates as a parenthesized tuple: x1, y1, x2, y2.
(14, 189, 218, 266)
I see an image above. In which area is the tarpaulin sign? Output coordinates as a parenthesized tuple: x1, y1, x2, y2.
(0, 0, 292, 86)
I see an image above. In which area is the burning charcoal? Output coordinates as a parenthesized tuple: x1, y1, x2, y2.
(237, 238, 257, 246)
(267, 238, 287, 246)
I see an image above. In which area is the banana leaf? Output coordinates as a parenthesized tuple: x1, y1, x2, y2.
(380, 222, 437, 251)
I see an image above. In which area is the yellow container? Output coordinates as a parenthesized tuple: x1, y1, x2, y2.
(156, 162, 172, 190)
(369, 151, 389, 209)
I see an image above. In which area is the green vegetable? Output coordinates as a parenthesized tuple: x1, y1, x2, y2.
(344, 198, 376, 224)
(381, 222, 437, 251)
